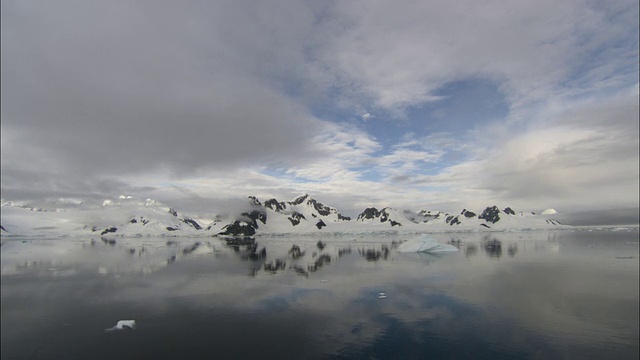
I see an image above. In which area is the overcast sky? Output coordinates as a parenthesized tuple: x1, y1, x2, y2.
(1, 0, 638, 216)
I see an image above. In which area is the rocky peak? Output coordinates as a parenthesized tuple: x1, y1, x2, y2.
(357, 207, 382, 221)
(289, 194, 310, 205)
(479, 206, 501, 224)
(264, 198, 287, 212)
(460, 209, 477, 218)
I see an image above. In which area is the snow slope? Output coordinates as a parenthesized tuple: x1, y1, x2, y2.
(1, 195, 569, 238)
(1, 196, 202, 238)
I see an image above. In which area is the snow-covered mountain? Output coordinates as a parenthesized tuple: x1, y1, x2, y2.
(0, 196, 202, 238)
(351, 205, 562, 232)
(1, 194, 568, 238)
(204, 194, 352, 236)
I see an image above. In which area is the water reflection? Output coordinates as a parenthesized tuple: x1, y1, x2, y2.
(465, 243, 478, 258)
(1, 230, 638, 359)
(484, 238, 503, 258)
(358, 245, 390, 261)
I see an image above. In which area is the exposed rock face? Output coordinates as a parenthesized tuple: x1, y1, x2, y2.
(415, 210, 442, 223)
(219, 208, 267, 237)
(220, 221, 257, 236)
(101, 227, 118, 235)
(357, 207, 382, 221)
(241, 210, 267, 225)
(316, 220, 326, 229)
(287, 194, 349, 220)
(308, 198, 332, 216)
(182, 218, 202, 230)
(503, 207, 516, 215)
(289, 194, 309, 205)
(287, 211, 306, 226)
(445, 215, 461, 225)
(479, 206, 501, 224)
(356, 207, 403, 226)
(337, 214, 351, 221)
(265, 198, 287, 212)
(248, 196, 262, 206)
(461, 209, 477, 218)
(379, 209, 391, 223)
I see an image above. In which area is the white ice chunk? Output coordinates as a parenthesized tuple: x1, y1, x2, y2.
(396, 236, 459, 253)
(105, 320, 136, 331)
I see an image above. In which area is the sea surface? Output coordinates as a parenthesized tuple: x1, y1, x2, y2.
(1, 229, 638, 359)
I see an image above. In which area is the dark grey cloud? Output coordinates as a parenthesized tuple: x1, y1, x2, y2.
(1, 0, 333, 200)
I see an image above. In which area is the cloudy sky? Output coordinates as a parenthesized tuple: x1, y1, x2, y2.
(1, 0, 638, 216)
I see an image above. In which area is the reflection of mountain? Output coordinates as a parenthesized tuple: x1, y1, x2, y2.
(1, 194, 567, 238)
(227, 237, 359, 277)
(3, 230, 637, 360)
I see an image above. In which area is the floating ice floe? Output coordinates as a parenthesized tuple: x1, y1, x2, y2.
(378, 292, 387, 299)
(105, 320, 136, 331)
(396, 236, 459, 253)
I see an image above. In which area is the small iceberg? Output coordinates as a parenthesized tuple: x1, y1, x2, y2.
(105, 320, 136, 331)
(396, 237, 459, 253)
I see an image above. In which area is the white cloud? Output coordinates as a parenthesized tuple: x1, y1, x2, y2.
(312, 0, 637, 117)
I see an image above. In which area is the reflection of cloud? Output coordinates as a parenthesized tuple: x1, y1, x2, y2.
(2, 231, 638, 358)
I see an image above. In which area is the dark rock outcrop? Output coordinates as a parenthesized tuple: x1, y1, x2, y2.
(242, 210, 267, 225)
(503, 207, 516, 215)
(220, 221, 257, 236)
(248, 196, 262, 206)
(357, 207, 382, 221)
(182, 218, 202, 230)
(101, 227, 118, 235)
(287, 211, 306, 226)
(479, 206, 501, 224)
(461, 209, 476, 218)
(316, 220, 326, 229)
(289, 194, 309, 205)
(265, 198, 287, 212)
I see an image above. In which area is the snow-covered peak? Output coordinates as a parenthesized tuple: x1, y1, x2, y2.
(1, 193, 569, 237)
(541, 208, 558, 215)
(356, 207, 405, 226)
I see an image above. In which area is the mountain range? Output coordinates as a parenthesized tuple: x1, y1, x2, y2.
(1, 194, 567, 238)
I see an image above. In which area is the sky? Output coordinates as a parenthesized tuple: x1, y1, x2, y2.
(1, 0, 639, 217)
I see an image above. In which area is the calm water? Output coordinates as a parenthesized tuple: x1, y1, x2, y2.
(1, 229, 638, 359)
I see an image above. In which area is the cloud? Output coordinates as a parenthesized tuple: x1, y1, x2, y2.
(1, 0, 637, 216)
(409, 90, 639, 211)
(312, 0, 638, 116)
